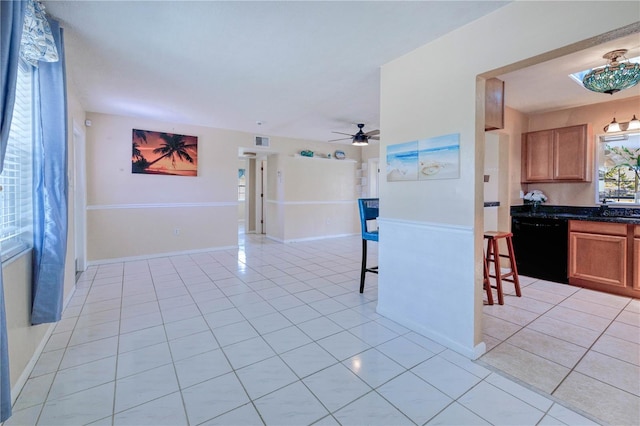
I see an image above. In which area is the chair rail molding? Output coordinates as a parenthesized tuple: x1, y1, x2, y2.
(87, 201, 237, 210)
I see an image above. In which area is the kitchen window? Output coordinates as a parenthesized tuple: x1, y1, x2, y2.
(0, 61, 34, 262)
(597, 131, 640, 204)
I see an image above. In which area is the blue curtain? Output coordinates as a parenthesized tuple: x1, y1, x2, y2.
(0, 1, 26, 421)
(31, 18, 68, 325)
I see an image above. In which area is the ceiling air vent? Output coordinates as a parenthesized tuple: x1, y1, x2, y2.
(255, 136, 270, 147)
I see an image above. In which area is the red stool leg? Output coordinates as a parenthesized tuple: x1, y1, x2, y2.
(506, 236, 522, 297)
(483, 252, 494, 305)
(488, 238, 504, 305)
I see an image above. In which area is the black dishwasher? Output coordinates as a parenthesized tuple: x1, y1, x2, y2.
(511, 217, 569, 283)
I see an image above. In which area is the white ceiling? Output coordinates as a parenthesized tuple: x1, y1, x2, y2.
(44, 1, 639, 144)
(499, 32, 640, 114)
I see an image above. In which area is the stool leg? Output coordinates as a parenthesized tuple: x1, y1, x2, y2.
(483, 253, 493, 305)
(506, 236, 522, 297)
(360, 239, 367, 293)
(489, 239, 504, 305)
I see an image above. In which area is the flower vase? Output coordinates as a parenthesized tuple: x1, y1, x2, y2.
(531, 202, 540, 213)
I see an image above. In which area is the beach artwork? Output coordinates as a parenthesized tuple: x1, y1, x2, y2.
(386, 140, 419, 181)
(132, 129, 198, 176)
(418, 133, 460, 180)
(386, 133, 460, 181)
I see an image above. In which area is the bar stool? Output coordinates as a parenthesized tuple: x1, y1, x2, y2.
(484, 231, 521, 305)
(483, 252, 494, 305)
(358, 198, 379, 293)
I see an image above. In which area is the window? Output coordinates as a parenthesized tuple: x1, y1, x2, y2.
(597, 132, 640, 204)
(238, 168, 246, 201)
(0, 62, 34, 261)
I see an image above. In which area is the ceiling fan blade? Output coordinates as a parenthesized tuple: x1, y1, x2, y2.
(328, 137, 351, 142)
(365, 129, 380, 136)
(332, 131, 354, 136)
(369, 136, 380, 141)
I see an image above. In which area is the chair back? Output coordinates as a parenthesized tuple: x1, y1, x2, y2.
(358, 198, 379, 241)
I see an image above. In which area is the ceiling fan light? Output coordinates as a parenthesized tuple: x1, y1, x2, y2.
(605, 117, 621, 133)
(352, 131, 369, 146)
(627, 114, 640, 130)
(582, 50, 640, 95)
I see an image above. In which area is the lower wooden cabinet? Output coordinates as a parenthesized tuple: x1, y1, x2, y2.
(569, 220, 640, 298)
(633, 225, 640, 292)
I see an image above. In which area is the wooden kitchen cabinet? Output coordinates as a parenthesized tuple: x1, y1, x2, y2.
(633, 226, 640, 291)
(485, 78, 504, 131)
(569, 220, 640, 298)
(521, 124, 592, 183)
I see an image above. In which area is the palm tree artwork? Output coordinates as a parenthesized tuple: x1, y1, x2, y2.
(131, 129, 198, 176)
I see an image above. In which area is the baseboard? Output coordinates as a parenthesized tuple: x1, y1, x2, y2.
(376, 305, 486, 360)
(284, 233, 359, 243)
(87, 245, 238, 266)
(10, 283, 78, 405)
(266, 233, 359, 244)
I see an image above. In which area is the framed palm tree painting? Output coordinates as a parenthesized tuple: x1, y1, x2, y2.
(132, 129, 198, 176)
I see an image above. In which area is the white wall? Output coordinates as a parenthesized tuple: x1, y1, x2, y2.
(85, 113, 362, 262)
(3, 254, 48, 392)
(378, 1, 639, 358)
(484, 133, 499, 232)
(267, 156, 358, 242)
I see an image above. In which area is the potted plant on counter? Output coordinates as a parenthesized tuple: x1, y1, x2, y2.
(524, 190, 548, 212)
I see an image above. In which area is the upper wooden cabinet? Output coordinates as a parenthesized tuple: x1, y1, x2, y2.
(521, 124, 592, 183)
(485, 78, 504, 131)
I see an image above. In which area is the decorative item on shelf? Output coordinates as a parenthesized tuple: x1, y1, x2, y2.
(523, 190, 548, 213)
(334, 150, 346, 160)
(604, 115, 640, 133)
(300, 150, 314, 157)
(582, 49, 640, 95)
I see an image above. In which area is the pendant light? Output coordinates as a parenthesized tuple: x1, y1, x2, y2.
(605, 117, 621, 133)
(628, 115, 640, 130)
(583, 49, 640, 95)
(604, 115, 640, 133)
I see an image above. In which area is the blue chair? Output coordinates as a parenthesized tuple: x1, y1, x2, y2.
(358, 198, 379, 293)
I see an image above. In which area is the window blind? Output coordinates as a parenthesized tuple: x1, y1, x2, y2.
(0, 62, 34, 262)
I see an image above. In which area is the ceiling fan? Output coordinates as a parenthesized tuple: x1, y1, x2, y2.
(329, 123, 380, 146)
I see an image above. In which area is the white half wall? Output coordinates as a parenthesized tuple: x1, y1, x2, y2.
(377, 218, 484, 359)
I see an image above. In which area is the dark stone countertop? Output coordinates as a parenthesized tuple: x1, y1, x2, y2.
(510, 205, 640, 225)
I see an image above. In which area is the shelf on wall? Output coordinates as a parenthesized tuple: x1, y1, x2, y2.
(292, 154, 357, 163)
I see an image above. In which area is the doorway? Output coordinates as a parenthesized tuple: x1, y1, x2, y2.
(73, 121, 87, 273)
(237, 155, 267, 236)
(367, 158, 380, 197)
(238, 159, 247, 235)
(258, 158, 267, 234)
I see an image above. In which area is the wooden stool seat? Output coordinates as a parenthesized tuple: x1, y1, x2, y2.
(484, 231, 521, 305)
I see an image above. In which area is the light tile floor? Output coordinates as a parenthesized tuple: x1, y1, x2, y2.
(5, 234, 635, 425)
(481, 275, 640, 426)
